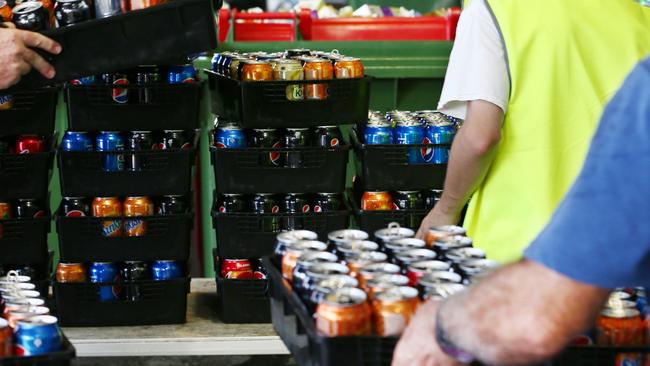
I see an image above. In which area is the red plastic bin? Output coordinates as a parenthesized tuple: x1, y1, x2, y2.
(298, 8, 460, 41)
(218, 8, 297, 42)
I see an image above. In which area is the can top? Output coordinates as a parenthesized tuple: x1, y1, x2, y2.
(434, 235, 473, 250)
(4, 298, 46, 307)
(336, 57, 362, 63)
(385, 238, 426, 252)
(374, 224, 415, 242)
(9, 305, 49, 316)
(0, 0, 6, 7)
(0, 318, 7, 329)
(395, 190, 420, 194)
(604, 298, 637, 310)
(425, 283, 466, 299)
(345, 250, 388, 264)
(429, 225, 466, 236)
(328, 229, 369, 243)
(408, 260, 451, 273)
(16, 315, 58, 328)
(0, 282, 35, 292)
(445, 247, 487, 263)
(297, 251, 338, 266)
(419, 271, 463, 286)
(277, 230, 319, 244)
(359, 262, 401, 277)
(337, 240, 380, 254)
(608, 291, 632, 302)
(0, 275, 31, 283)
(306, 262, 350, 279)
(4, 289, 41, 298)
(286, 240, 328, 253)
(457, 259, 499, 275)
(314, 275, 358, 293)
(375, 286, 419, 302)
(323, 287, 367, 306)
(367, 274, 410, 288)
(12, 1, 43, 14)
(395, 248, 437, 263)
(241, 60, 270, 66)
(600, 307, 641, 318)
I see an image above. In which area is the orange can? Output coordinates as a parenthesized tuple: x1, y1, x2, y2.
(281, 240, 327, 281)
(315, 287, 371, 336)
(124, 196, 153, 237)
(425, 225, 467, 248)
(366, 274, 410, 299)
(92, 197, 123, 237)
(596, 307, 646, 346)
(361, 191, 393, 211)
(56, 263, 87, 283)
(345, 251, 388, 280)
(334, 57, 364, 79)
(303, 58, 334, 100)
(0, 318, 11, 356)
(241, 60, 273, 81)
(372, 286, 419, 336)
(0, 0, 12, 22)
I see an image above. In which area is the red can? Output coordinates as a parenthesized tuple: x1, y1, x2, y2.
(0, 318, 11, 356)
(0, 201, 11, 219)
(221, 259, 253, 279)
(15, 135, 45, 154)
(361, 191, 393, 211)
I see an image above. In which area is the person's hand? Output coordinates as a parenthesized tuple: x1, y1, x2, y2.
(0, 24, 62, 89)
(415, 204, 461, 240)
(392, 300, 465, 366)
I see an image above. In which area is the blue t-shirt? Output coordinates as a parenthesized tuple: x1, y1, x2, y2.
(524, 57, 650, 289)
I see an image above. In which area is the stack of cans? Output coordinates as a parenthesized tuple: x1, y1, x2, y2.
(0, 271, 64, 356)
(273, 223, 498, 337)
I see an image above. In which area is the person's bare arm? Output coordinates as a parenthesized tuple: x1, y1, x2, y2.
(416, 100, 503, 238)
(393, 260, 609, 366)
(0, 24, 61, 90)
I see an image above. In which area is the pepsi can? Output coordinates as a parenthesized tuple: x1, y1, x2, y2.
(214, 124, 246, 148)
(89, 262, 120, 301)
(69, 75, 96, 85)
(218, 53, 233, 76)
(249, 129, 281, 167)
(96, 131, 124, 171)
(396, 121, 425, 164)
(13, 315, 62, 356)
(61, 131, 93, 151)
(364, 121, 394, 145)
(424, 121, 455, 164)
(152, 260, 182, 281)
(167, 65, 196, 84)
(102, 73, 129, 104)
(211, 53, 223, 73)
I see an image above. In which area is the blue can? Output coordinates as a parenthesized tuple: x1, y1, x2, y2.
(70, 75, 97, 85)
(168, 64, 197, 84)
(364, 122, 394, 145)
(89, 262, 120, 301)
(61, 131, 93, 151)
(214, 124, 246, 148)
(152, 260, 182, 281)
(211, 53, 223, 73)
(424, 121, 456, 164)
(13, 315, 63, 356)
(396, 121, 425, 164)
(96, 131, 124, 171)
(218, 53, 233, 76)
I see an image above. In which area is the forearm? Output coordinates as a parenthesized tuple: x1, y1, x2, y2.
(437, 260, 609, 365)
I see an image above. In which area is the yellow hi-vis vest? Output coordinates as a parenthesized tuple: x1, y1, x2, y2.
(464, 0, 650, 263)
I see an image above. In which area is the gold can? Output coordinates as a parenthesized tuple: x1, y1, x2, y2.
(302, 58, 334, 100)
(240, 60, 273, 82)
(272, 59, 304, 101)
(335, 57, 364, 79)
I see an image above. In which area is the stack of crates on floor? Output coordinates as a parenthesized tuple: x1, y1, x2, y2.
(0, 87, 58, 299)
(205, 49, 371, 323)
(52, 68, 203, 326)
(351, 111, 459, 239)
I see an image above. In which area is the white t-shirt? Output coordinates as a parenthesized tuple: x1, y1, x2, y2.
(437, 0, 510, 120)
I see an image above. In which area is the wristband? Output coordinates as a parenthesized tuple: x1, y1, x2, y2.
(435, 306, 476, 363)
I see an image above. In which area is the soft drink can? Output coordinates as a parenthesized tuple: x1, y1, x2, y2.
(423, 189, 443, 210)
(54, 0, 90, 27)
(249, 129, 281, 167)
(89, 262, 120, 301)
(61, 131, 93, 151)
(432, 235, 473, 256)
(291, 251, 338, 300)
(313, 193, 343, 212)
(14, 199, 45, 218)
(96, 131, 124, 171)
(425, 225, 467, 248)
(396, 121, 425, 164)
(384, 238, 426, 258)
(295, 261, 349, 303)
(374, 224, 415, 246)
(275, 230, 319, 263)
(62, 197, 90, 217)
(214, 124, 246, 148)
(424, 121, 455, 164)
(271, 58, 304, 101)
(12, 2, 48, 31)
(392, 191, 424, 210)
(156, 195, 186, 215)
(240, 60, 273, 81)
(102, 73, 129, 104)
(314, 126, 342, 148)
(167, 64, 196, 84)
(217, 52, 234, 76)
(406, 260, 451, 287)
(217, 194, 247, 213)
(0, 94, 13, 110)
(281, 240, 328, 281)
(371, 286, 419, 336)
(211, 53, 223, 73)
(120, 261, 150, 301)
(253, 194, 281, 232)
(0, 318, 11, 356)
(15, 135, 44, 154)
(252, 259, 267, 280)
(93, 0, 120, 18)
(334, 57, 364, 79)
(307, 275, 358, 314)
(123, 196, 153, 237)
(221, 259, 253, 279)
(152, 260, 182, 281)
(282, 193, 310, 231)
(327, 229, 369, 249)
(361, 191, 393, 211)
(345, 251, 388, 279)
(92, 197, 123, 237)
(282, 128, 310, 168)
(55, 263, 86, 283)
(364, 122, 394, 145)
(303, 58, 333, 100)
(394, 248, 438, 269)
(315, 287, 371, 336)
(13, 315, 61, 356)
(456, 259, 498, 283)
(135, 65, 160, 104)
(69, 75, 96, 85)
(160, 130, 190, 150)
(421, 282, 466, 301)
(125, 130, 153, 171)
(335, 240, 380, 261)
(285, 48, 311, 57)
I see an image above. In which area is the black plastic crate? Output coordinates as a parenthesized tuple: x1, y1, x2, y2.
(351, 128, 448, 191)
(0, 151, 54, 201)
(58, 146, 195, 197)
(0, 216, 50, 265)
(65, 82, 202, 132)
(55, 212, 193, 262)
(214, 250, 270, 323)
(212, 209, 349, 259)
(212, 144, 349, 194)
(0, 88, 58, 136)
(547, 346, 650, 366)
(0, 334, 76, 366)
(205, 70, 371, 128)
(8, 0, 219, 92)
(262, 256, 397, 366)
(53, 277, 190, 326)
(350, 194, 426, 240)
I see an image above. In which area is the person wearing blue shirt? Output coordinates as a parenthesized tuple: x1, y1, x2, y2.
(392, 57, 650, 366)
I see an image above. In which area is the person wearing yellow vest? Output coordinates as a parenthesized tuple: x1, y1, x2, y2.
(416, 0, 650, 263)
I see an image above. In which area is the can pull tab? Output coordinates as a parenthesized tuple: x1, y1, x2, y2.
(387, 222, 401, 235)
(330, 49, 341, 56)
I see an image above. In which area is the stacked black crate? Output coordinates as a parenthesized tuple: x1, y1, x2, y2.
(52, 74, 202, 326)
(0, 87, 58, 297)
(351, 111, 456, 239)
(205, 55, 371, 323)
